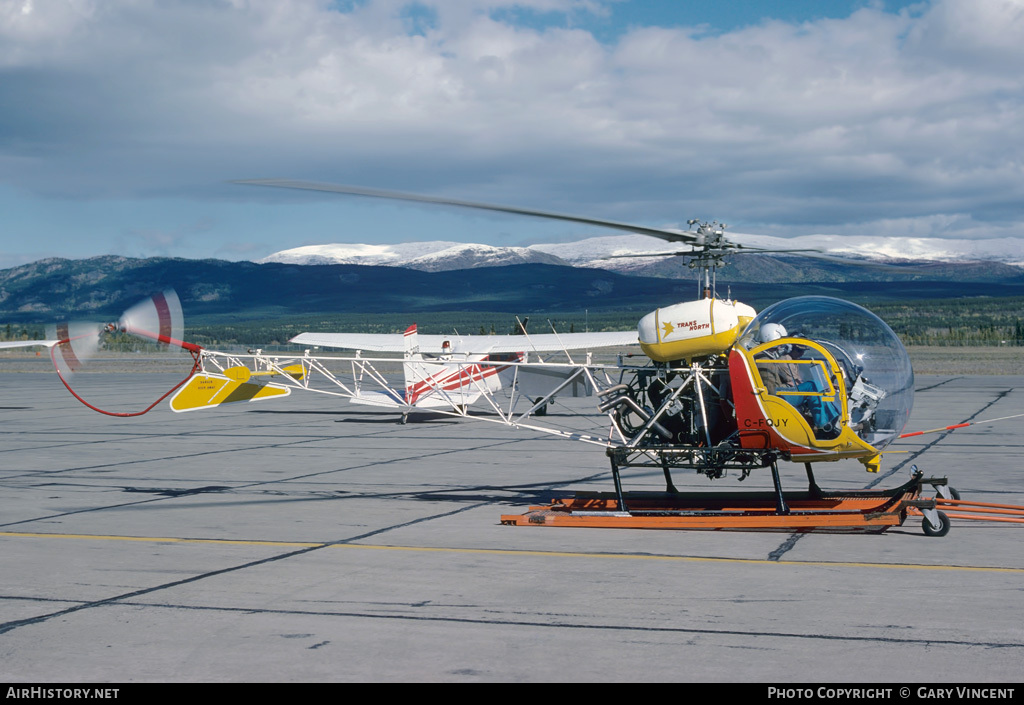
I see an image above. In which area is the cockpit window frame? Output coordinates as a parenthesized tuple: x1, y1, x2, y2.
(749, 337, 848, 441)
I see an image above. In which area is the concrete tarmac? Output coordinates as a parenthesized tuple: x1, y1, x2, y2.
(1, 367, 1022, 683)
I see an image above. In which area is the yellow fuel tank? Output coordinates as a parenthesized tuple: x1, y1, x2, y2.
(638, 299, 756, 362)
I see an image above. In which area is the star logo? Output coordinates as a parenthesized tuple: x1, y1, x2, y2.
(661, 321, 674, 339)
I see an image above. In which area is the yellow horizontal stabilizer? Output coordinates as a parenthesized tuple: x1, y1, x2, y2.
(170, 373, 290, 413)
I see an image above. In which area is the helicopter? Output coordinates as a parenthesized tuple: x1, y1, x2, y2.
(39, 178, 1023, 534)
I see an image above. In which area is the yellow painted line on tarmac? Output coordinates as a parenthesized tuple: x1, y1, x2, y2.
(0, 531, 318, 548)
(2, 530, 1022, 574)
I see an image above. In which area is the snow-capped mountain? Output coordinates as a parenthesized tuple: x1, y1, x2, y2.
(258, 241, 464, 266)
(259, 233, 1024, 274)
(716, 233, 1024, 267)
(402, 243, 568, 271)
(259, 241, 569, 270)
(530, 233, 1024, 268)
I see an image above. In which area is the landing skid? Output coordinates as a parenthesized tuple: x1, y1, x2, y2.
(501, 470, 954, 534)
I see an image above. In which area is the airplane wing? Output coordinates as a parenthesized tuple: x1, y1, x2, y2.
(290, 330, 638, 354)
(0, 340, 59, 350)
(470, 331, 639, 353)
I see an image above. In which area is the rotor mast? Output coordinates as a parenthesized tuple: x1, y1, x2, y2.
(686, 220, 729, 300)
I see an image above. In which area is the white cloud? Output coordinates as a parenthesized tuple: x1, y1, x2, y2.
(0, 0, 1021, 258)
(906, 0, 1024, 74)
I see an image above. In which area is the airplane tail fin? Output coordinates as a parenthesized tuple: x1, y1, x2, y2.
(402, 323, 454, 405)
(403, 323, 419, 357)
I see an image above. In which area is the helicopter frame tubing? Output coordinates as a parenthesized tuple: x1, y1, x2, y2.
(192, 348, 789, 494)
(189, 347, 628, 446)
(593, 356, 790, 507)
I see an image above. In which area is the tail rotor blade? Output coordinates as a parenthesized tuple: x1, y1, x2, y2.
(47, 289, 202, 417)
(118, 289, 185, 349)
(47, 321, 102, 376)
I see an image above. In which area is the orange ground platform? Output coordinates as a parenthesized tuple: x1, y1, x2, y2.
(501, 476, 934, 533)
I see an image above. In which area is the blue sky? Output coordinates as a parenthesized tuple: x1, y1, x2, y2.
(1, 0, 1021, 267)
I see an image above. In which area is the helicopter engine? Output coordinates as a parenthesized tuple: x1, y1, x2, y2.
(643, 367, 735, 446)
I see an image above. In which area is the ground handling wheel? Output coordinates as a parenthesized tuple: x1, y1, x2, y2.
(922, 510, 951, 537)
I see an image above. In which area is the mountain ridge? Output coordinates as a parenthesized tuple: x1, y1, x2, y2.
(4, 253, 1024, 325)
(259, 233, 1024, 276)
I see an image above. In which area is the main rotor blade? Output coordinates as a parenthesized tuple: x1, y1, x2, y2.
(773, 249, 943, 272)
(604, 251, 693, 259)
(604, 246, 825, 259)
(232, 178, 698, 244)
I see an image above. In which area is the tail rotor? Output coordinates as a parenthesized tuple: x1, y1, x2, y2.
(48, 289, 202, 416)
(46, 321, 103, 377)
(113, 289, 187, 350)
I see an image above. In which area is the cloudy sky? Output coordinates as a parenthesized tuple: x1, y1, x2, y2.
(1, 0, 1022, 267)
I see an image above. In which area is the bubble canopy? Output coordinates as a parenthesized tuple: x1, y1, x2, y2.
(738, 296, 914, 449)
